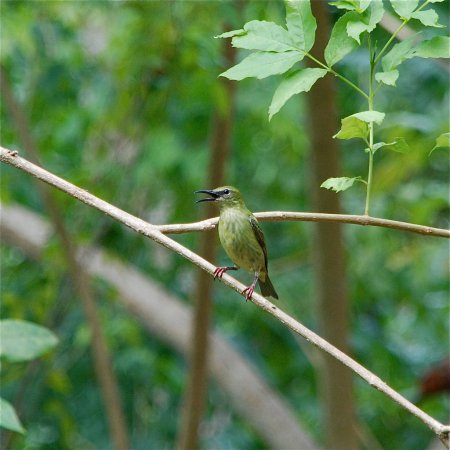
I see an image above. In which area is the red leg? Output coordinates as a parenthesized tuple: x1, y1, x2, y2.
(213, 265, 238, 279)
(242, 285, 255, 301)
(242, 272, 259, 301)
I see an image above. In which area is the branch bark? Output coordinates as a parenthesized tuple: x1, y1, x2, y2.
(1, 146, 449, 447)
(157, 212, 449, 239)
(155, 211, 450, 238)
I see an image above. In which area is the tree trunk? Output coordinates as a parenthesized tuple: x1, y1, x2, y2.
(307, 2, 358, 449)
(177, 35, 236, 450)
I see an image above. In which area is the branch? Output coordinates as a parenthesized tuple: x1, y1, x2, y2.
(1, 146, 449, 445)
(159, 212, 449, 239)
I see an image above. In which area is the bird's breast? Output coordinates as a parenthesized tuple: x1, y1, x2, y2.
(218, 208, 265, 273)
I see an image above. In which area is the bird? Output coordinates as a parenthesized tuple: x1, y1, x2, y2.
(195, 186, 278, 300)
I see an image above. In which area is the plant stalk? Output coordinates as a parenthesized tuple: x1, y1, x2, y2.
(365, 36, 376, 216)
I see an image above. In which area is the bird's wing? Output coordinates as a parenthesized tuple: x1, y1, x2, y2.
(249, 215, 268, 270)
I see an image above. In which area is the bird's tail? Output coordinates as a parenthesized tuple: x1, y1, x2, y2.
(259, 275, 279, 300)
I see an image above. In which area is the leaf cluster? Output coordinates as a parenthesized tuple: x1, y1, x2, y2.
(218, 0, 449, 119)
(218, 0, 449, 205)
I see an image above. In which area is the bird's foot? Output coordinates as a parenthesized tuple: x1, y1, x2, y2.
(213, 267, 227, 279)
(213, 265, 238, 280)
(242, 286, 254, 301)
(242, 272, 259, 302)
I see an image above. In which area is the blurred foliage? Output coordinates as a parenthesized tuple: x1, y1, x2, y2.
(0, 1, 448, 450)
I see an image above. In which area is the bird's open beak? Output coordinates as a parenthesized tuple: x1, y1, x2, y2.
(195, 189, 219, 203)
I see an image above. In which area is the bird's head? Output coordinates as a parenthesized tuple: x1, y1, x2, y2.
(195, 186, 244, 208)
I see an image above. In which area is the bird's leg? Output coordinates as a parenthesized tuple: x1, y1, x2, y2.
(242, 272, 259, 301)
(213, 265, 238, 279)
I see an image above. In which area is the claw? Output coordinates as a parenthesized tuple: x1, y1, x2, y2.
(213, 265, 238, 280)
(242, 272, 259, 301)
(242, 286, 254, 301)
(214, 267, 226, 279)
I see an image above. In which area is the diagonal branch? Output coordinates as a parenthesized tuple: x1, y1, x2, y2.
(1, 145, 449, 446)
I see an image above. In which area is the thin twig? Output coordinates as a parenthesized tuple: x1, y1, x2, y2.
(1, 146, 449, 445)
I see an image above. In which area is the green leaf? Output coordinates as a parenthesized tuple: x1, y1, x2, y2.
(411, 36, 450, 59)
(329, 0, 370, 11)
(269, 68, 327, 120)
(231, 20, 296, 52)
(434, 132, 450, 147)
(430, 132, 450, 154)
(219, 51, 301, 81)
(386, 138, 410, 153)
(375, 69, 399, 86)
(410, 9, 443, 27)
(0, 398, 25, 434)
(352, 110, 385, 124)
(373, 138, 409, 153)
(334, 111, 385, 140)
(359, 0, 372, 12)
(390, 0, 418, 19)
(382, 36, 450, 74)
(329, 0, 359, 10)
(381, 35, 417, 71)
(334, 116, 368, 140)
(346, 20, 367, 44)
(321, 176, 361, 192)
(325, 12, 359, 66)
(215, 29, 245, 39)
(346, 0, 384, 43)
(285, 0, 317, 52)
(0, 319, 58, 362)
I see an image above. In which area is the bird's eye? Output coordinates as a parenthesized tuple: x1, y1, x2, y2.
(223, 189, 230, 195)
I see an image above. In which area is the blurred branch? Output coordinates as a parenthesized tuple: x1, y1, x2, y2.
(1, 202, 322, 450)
(1, 146, 449, 447)
(380, 11, 415, 40)
(0, 65, 130, 450)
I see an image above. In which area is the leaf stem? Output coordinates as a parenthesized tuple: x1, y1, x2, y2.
(365, 35, 375, 216)
(304, 52, 369, 100)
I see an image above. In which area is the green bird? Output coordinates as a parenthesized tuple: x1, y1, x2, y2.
(195, 186, 278, 300)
